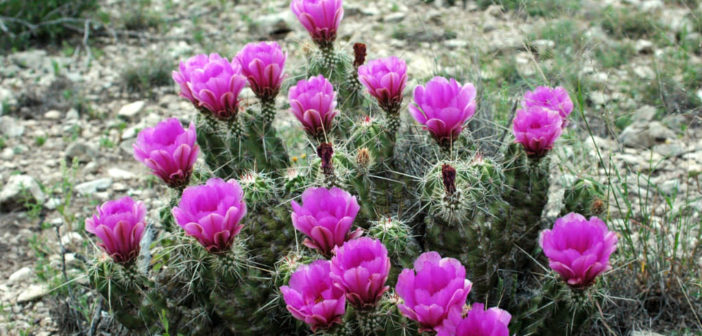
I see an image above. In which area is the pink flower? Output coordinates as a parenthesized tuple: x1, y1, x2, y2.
(133, 118, 198, 189)
(280, 260, 346, 332)
(288, 75, 339, 139)
(330, 237, 391, 309)
(172, 54, 210, 105)
(85, 196, 146, 265)
(235, 41, 287, 101)
(290, 0, 344, 47)
(173, 53, 247, 121)
(523, 86, 573, 121)
(409, 77, 477, 147)
(291, 187, 362, 256)
(512, 105, 563, 158)
(172, 178, 247, 253)
(396, 252, 473, 331)
(358, 56, 407, 114)
(435, 303, 511, 336)
(540, 213, 618, 288)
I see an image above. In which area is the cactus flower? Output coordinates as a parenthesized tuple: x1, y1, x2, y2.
(330, 237, 391, 309)
(280, 260, 346, 332)
(512, 105, 563, 158)
(173, 53, 247, 121)
(290, 0, 344, 48)
(435, 303, 511, 336)
(133, 118, 198, 189)
(85, 196, 146, 265)
(396, 251, 473, 331)
(235, 41, 287, 101)
(540, 213, 618, 288)
(289, 75, 338, 139)
(358, 56, 407, 114)
(172, 178, 247, 253)
(291, 187, 362, 256)
(409, 77, 477, 147)
(524, 86, 573, 121)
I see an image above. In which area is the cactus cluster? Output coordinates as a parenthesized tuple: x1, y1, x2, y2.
(84, 1, 619, 335)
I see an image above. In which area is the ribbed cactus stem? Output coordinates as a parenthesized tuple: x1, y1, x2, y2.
(260, 98, 276, 129)
(385, 113, 401, 136)
(319, 43, 337, 70)
(227, 117, 243, 139)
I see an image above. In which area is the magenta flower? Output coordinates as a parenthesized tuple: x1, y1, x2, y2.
(85, 196, 146, 265)
(435, 303, 511, 336)
(173, 54, 210, 105)
(290, 0, 344, 47)
(280, 260, 346, 332)
(540, 213, 618, 288)
(172, 178, 247, 253)
(235, 41, 287, 101)
(512, 105, 563, 158)
(524, 86, 573, 121)
(409, 77, 477, 147)
(173, 53, 247, 121)
(396, 251, 473, 331)
(291, 187, 362, 256)
(358, 56, 407, 114)
(330, 237, 391, 309)
(288, 75, 339, 139)
(133, 118, 198, 189)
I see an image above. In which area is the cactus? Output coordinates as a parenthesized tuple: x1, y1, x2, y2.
(82, 5, 617, 336)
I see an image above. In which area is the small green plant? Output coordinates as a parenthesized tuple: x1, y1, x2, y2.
(34, 135, 47, 147)
(0, 0, 99, 51)
(599, 6, 659, 39)
(121, 54, 174, 93)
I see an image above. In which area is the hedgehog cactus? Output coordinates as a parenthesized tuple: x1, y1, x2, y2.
(83, 2, 620, 335)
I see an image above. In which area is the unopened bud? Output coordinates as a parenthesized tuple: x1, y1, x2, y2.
(441, 164, 457, 196)
(356, 147, 371, 169)
(353, 43, 367, 68)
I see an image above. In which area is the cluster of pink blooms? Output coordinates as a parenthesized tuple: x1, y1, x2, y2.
(513, 86, 573, 158)
(173, 42, 287, 121)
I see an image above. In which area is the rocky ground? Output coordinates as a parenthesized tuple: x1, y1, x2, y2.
(0, 0, 700, 334)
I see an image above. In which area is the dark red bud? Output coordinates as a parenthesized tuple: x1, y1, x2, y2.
(353, 43, 367, 68)
(441, 164, 457, 196)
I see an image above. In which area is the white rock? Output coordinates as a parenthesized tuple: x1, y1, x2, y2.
(633, 65, 655, 79)
(0, 175, 46, 209)
(0, 116, 24, 137)
(17, 284, 50, 303)
(631, 331, 664, 336)
(633, 105, 656, 122)
(61, 232, 83, 246)
(8, 267, 33, 285)
(44, 110, 61, 120)
(44, 198, 61, 210)
(117, 101, 145, 119)
(108, 168, 136, 180)
(635, 39, 653, 54)
(66, 108, 79, 120)
(65, 141, 98, 163)
(75, 178, 113, 195)
(660, 179, 679, 196)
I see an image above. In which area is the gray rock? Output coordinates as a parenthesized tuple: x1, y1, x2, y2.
(1, 147, 13, 160)
(619, 121, 675, 148)
(61, 232, 83, 246)
(108, 168, 136, 180)
(8, 267, 33, 285)
(75, 178, 112, 195)
(252, 11, 295, 36)
(64, 141, 98, 163)
(0, 175, 45, 209)
(66, 108, 79, 120)
(633, 105, 656, 122)
(383, 12, 405, 23)
(653, 143, 685, 158)
(117, 101, 145, 119)
(631, 331, 664, 336)
(0, 116, 24, 137)
(17, 284, 50, 303)
(44, 197, 61, 210)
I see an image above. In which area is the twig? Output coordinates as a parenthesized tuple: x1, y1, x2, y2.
(87, 297, 103, 336)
